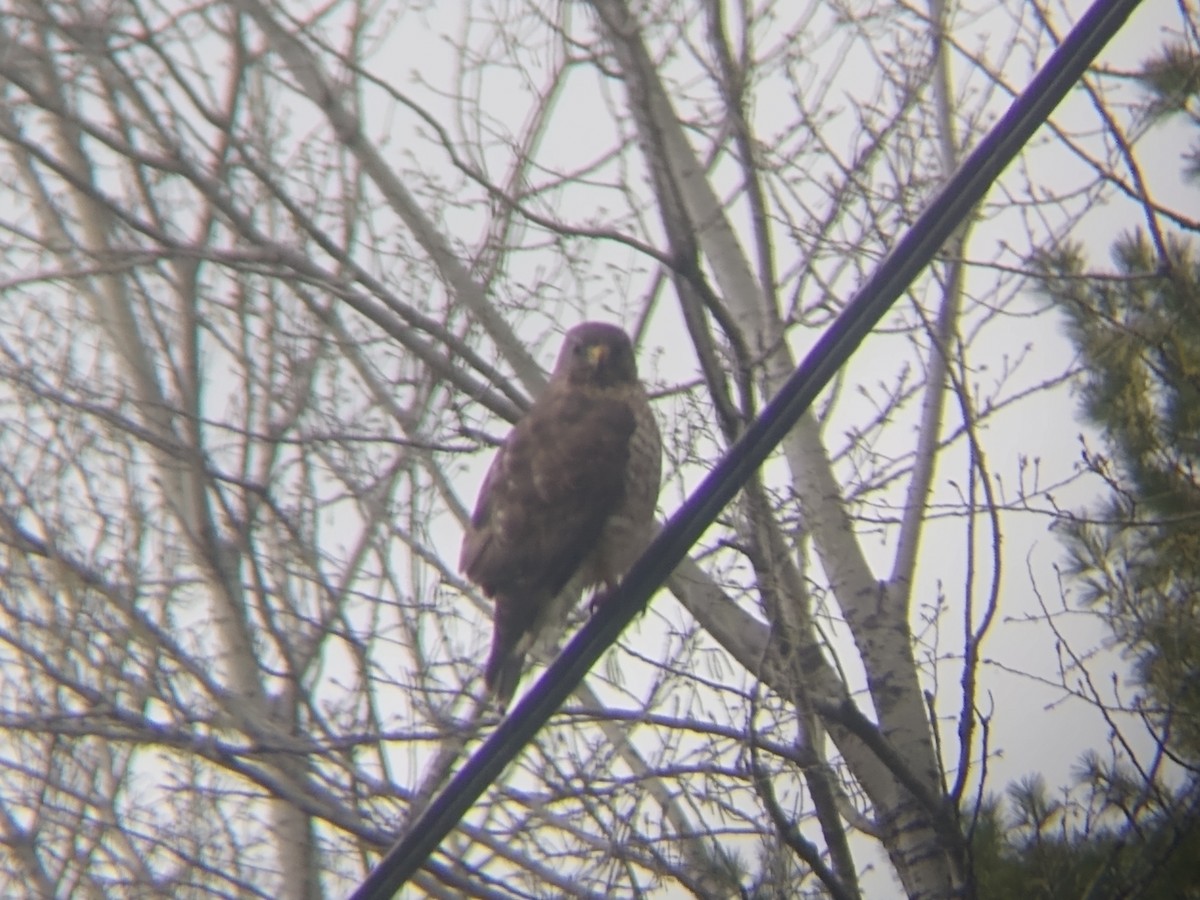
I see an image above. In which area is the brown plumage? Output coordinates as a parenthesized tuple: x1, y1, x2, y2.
(459, 322, 662, 710)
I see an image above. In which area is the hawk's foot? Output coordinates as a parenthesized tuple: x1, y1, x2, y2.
(588, 583, 618, 614)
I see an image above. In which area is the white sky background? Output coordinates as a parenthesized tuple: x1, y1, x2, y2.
(400, 0, 1194, 791)
(943, 2, 1198, 801)
(2, 0, 1187, 893)
(355, 0, 1198, 875)
(190, 0, 1195, 891)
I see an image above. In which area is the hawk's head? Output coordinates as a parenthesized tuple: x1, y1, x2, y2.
(554, 322, 639, 388)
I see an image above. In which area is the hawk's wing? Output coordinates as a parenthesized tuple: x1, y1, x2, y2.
(459, 384, 636, 603)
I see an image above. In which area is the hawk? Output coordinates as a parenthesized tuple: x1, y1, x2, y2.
(460, 322, 662, 710)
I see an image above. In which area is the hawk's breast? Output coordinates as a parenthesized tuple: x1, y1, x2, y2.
(577, 384, 662, 588)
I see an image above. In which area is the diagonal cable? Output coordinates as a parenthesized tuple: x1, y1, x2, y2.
(350, 0, 1143, 895)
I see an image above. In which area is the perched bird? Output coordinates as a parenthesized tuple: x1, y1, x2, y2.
(459, 322, 662, 710)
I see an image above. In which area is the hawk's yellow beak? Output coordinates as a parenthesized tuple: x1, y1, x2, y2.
(587, 344, 609, 367)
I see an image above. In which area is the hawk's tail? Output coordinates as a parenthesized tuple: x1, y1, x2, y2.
(484, 644, 524, 713)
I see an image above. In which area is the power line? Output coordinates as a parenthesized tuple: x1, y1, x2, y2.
(350, 0, 1145, 895)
